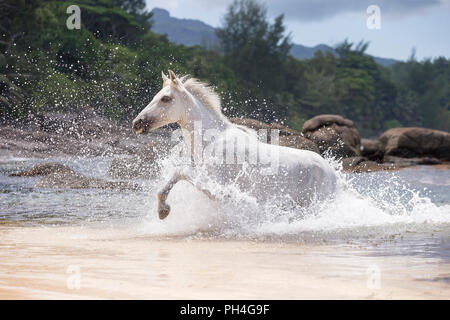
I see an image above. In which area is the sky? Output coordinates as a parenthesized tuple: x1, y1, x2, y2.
(145, 0, 450, 61)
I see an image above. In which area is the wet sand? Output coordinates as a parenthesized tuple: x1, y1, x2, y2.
(0, 224, 448, 299)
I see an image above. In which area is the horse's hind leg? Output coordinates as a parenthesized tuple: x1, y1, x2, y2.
(157, 173, 216, 220)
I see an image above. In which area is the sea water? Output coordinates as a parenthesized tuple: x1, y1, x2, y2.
(1, 155, 449, 247)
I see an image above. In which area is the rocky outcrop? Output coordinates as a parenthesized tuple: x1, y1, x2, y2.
(10, 162, 75, 177)
(11, 162, 140, 190)
(302, 114, 355, 132)
(35, 170, 141, 190)
(379, 127, 450, 160)
(0, 121, 147, 158)
(341, 157, 399, 173)
(301, 114, 361, 158)
(360, 139, 383, 161)
(349, 160, 398, 173)
(341, 140, 445, 173)
(383, 155, 441, 166)
(341, 156, 366, 170)
(278, 135, 320, 153)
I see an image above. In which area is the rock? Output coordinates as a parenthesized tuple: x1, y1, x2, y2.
(108, 157, 160, 179)
(108, 137, 176, 179)
(379, 127, 450, 160)
(302, 114, 355, 132)
(0, 117, 149, 158)
(383, 155, 441, 166)
(10, 162, 140, 190)
(33, 111, 121, 138)
(278, 135, 320, 153)
(347, 160, 398, 173)
(360, 139, 383, 161)
(230, 117, 320, 153)
(341, 156, 367, 170)
(417, 158, 442, 165)
(343, 155, 442, 173)
(135, 139, 173, 162)
(35, 170, 141, 191)
(10, 162, 75, 177)
(302, 115, 361, 158)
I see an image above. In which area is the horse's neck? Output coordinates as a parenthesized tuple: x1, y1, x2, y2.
(181, 95, 229, 130)
(178, 96, 230, 163)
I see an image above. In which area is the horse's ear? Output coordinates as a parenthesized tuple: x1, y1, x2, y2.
(162, 71, 170, 86)
(168, 69, 180, 86)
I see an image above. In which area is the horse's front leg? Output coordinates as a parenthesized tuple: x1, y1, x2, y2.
(157, 172, 216, 220)
(157, 173, 186, 219)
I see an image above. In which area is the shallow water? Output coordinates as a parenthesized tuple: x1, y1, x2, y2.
(1, 156, 449, 239)
(0, 158, 450, 249)
(0, 156, 449, 298)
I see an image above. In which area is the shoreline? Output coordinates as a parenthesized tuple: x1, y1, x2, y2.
(0, 224, 448, 299)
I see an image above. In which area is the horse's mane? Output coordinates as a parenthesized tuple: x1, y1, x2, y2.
(181, 77, 224, 118)
(181, 76, 256, 135)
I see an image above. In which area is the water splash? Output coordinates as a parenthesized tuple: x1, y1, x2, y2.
(1, 154, 449, 241)
(137, 152, 450, 240)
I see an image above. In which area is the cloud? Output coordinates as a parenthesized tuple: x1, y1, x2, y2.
(267, 0, 443, 21)
(146, 0, 448, 26)
(146, 0, 233, 25)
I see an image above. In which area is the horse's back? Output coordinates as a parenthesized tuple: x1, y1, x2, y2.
(271, 145, 337, 203)
(211, 128, 337, 205)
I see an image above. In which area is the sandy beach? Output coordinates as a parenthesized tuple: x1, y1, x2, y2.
(0, 223, 448, 299)
(2, 0, 450, 304)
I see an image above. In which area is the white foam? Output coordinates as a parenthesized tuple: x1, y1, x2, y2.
(139, 154, 450, 240)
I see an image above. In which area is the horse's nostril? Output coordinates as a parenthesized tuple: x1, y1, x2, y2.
(132, 119, 143, 131)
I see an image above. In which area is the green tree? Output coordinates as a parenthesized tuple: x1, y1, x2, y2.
(216, 0, 292, 121)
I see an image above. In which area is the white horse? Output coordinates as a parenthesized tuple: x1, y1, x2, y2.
(132, 70, 336, 219)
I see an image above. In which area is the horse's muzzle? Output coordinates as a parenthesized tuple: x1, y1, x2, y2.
(132, 118, 151, 134)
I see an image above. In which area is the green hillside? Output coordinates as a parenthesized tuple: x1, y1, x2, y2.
(1, 0, 449, 136)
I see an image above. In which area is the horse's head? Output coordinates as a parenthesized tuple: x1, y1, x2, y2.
(132, 70, 186, 134)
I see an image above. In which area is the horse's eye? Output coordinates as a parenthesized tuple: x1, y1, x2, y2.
(161, 95, 172, 103)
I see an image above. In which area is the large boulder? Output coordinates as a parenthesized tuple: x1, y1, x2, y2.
(278, 135, 320, 153)
(230, 117, 319, 153)
(360, 139, 383, 161)
(379, 127, 450, 160)
(302, 115, 361, 158)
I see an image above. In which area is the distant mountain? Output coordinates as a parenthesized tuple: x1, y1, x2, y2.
(150, 8, 398, 67)
(151, 8, 219, 48)
(290, 43, 397, 66)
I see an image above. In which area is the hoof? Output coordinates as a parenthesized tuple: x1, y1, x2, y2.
(158, 202, 171, 220)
